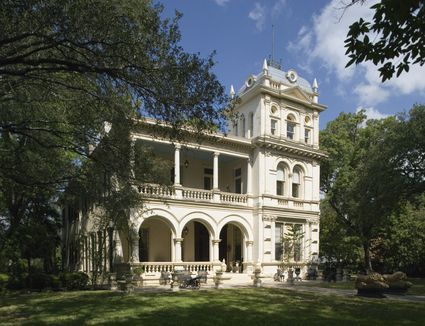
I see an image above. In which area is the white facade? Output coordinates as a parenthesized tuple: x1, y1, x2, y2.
(111, 60, 327, 277)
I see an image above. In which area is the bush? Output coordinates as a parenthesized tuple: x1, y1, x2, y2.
(0, 273, 9, 292)
(60, 272, 89, 290)
(27, 272, 53, 290)
(7, 272, 28, 290)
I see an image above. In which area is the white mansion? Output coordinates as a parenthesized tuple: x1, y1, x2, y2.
(64, 59, 326, 279)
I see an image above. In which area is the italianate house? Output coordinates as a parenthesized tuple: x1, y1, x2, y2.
(62, 59, 327, 282)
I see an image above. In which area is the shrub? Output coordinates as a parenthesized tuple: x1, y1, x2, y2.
(0, 273, 9, 292)
(60, 272, 89, 290)
(7, 272, 28, 290)
(27, 272, 53, 290)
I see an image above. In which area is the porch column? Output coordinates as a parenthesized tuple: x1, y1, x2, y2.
(246, 240, 254, 262)
(174, 144, 181, 186)
(212, 239, 221, 262)
(174, 238, 183, 262)
(271, 220, 276, 261)
(213, 152, 220, 190)
(247, 157, 252, 194)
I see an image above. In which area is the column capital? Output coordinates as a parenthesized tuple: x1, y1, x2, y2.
(173, 238, 184, 244)
(213, 151, 220, 157)
(212, 239, 222, 244)
(175, 144, 181, 150)
(246, 240, 254, 246)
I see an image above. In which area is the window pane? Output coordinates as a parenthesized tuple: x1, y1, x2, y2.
(277, 169, 284, 180)
(292, 171, 300, 184)
(287, 123, 295, 139)
(292, 184, 299, 198)
(276, 181, 284, 196)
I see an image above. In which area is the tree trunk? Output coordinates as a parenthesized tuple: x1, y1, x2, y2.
(363, 241, 373, 273)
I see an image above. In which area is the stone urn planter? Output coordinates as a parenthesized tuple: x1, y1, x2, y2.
(214, 270, 224, 289)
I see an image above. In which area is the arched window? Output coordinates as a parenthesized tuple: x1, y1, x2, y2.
(234, 121, 238, 136)
(292, 167, 302, 198)
(276, 163, 286, 196)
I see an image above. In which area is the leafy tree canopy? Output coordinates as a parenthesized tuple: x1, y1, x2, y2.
(345, 0, 425, 81)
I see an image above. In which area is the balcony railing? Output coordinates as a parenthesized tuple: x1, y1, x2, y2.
(137, 184, 316, 211)
(131, 261, 219, 274)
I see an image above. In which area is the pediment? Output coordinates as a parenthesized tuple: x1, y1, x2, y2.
(281, 86, 311, 103)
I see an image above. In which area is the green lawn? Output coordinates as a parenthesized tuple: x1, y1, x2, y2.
(297, 278, 425, 296)
(1, 288, 424, 325)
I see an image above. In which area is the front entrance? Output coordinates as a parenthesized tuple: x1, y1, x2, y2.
(219, 224, 243, 272)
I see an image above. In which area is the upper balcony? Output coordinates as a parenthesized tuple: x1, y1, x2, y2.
(132, 136, 319, 212)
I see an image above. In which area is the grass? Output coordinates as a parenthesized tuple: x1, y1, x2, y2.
(1, 287, 424, 325)
(297, 278, 425, 296)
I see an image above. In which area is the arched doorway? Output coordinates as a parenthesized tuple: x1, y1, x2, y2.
(139, 217, 172, 262)
(182, 221, 210, 261)
(219, 223, 243, 272)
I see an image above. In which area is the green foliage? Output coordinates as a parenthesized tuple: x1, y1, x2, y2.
(320, 106, 425, 271)
(0, 273, 9, 292)
(372, 195, 425, 275)
(60, 272, 89, 290)
(319, 200, 362, 267)
(345, 0, 425, 81)
(0, 0, 231, 276)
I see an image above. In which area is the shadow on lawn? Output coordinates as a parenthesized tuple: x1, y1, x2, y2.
(1, 288, 425, 325)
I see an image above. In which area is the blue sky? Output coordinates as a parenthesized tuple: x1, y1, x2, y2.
(160, 0, 425, 128)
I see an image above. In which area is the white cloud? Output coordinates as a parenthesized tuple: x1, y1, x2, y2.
(248, 3, 266, 31)
(214, 0, 229, 6)
(356, 107, 390, 121)
(272, 0, 287, 19)
(289, 0, 425, 107)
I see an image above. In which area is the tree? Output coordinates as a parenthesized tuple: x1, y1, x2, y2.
(0, 0, 232, 273)
(319, 200, 362, 267)
(345, 0, 425, 81)
(320, 111, 405, 271)
(371, 195, 425, 275)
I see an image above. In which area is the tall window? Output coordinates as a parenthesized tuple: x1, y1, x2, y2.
(241, 116, 246, 138)
(275, 222, 284, 261)
(234, 121, 238, 136)
(204, 168, 213, 190)
(287, 114, 296, 140)
(276, 164, 285, 196)
(271, 119, 278, 136)
(304, 129, 311, 144)
(234, 168, 242, 194)
(292, 169, 301, 198)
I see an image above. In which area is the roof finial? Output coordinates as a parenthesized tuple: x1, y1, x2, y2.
(263, 58, 268, 73)
(230, 84, 235, 99)
(312, 78, 318, 92)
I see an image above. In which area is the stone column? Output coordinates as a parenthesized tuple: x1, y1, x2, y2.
(213, 152, 220, 190)
(174, 238, 183, 262)
(174, 145, 181, 186)
(246, 240, 254, 262)
(271, 220, 276, 261)
(212, 239, 221, 262)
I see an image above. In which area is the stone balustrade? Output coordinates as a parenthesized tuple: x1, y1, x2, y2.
(132, 262, 217, 274)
